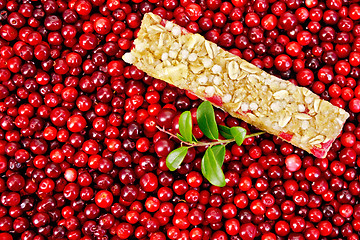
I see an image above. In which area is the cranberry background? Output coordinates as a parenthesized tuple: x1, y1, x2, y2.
(0, 0, 359, 239)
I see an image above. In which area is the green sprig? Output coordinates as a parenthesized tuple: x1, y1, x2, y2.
(163, 101, 264, 187)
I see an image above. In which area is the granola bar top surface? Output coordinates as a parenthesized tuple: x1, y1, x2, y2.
(123, 13, 350, 158)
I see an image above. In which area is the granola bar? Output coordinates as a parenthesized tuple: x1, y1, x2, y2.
(123, 13, 350, 158)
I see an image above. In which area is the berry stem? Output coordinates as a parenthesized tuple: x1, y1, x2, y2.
(156, 126, 264, 147)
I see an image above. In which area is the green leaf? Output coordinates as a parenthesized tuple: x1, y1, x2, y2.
(166, 147, 189, 171)
(201, 145, 226, 187)
(192, 135, 198, 143)
(230, 127, 247, 146)
(177, 134, 188, 143)
(178, 111, 193, 143)
(219, 125, 233, 139)
(197, 101, 219, 140)
(211, 145, 226, 166)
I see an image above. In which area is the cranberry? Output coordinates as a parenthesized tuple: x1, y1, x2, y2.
(67, 115, 87, 132)
(140, 173, 158, 192)
(79, 33, 98, 50)
(279, 12, 298, 31)
(297, 68, 314, 86)
(117, 223, 134, 239)
(285, 154, 302, 172)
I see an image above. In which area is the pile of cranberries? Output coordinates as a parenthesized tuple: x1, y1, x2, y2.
(0, 0, 359, 239)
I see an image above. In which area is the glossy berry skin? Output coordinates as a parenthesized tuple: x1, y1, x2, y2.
(185, 4, 202, 21)
(285, 154, 302, 172)
(95, 190, 114, 208)
(67, 115, 87, 132)
(140, 173, 158, 192)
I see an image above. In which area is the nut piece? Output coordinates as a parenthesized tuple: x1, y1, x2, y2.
(309, 135, 325, 145)
(241, 103, 249, 112)
(202, 57, 213, 68)
(294, 113, 312, 120)
(213, 76, 221, 85)
(122, 52, 135, 64)
(249, 102, 258, 111)
(205, 41, 214, 59)
(279, 115, 291, 128)
(205, 86, 215, 96)
(314, 99, 321, 113)
(273, 90, 289, 99)
(198, 76, 208, 85)
(227, 61, 240, 80)
(171, 26, 181, 36)
(188, 53, 197, 62)
(240, 61, 259, 74)
(181, 50, 189, 59)
(223, 94, 232, 103)
(298, 104, 306, 112)
(212, 65, 222, 74)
